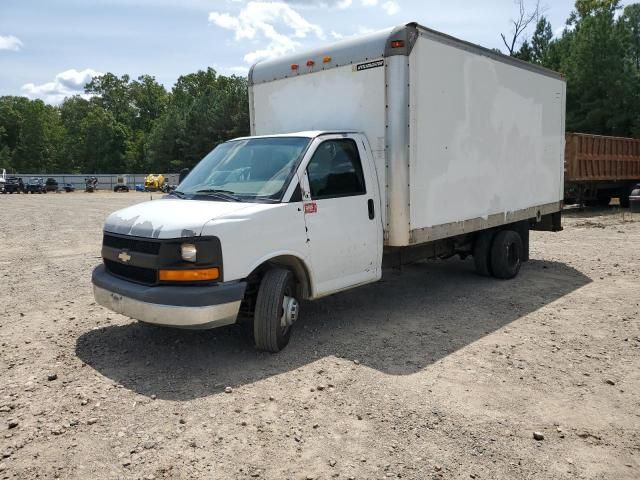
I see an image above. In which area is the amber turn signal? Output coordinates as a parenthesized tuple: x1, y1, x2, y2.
(159, 268, 219, 282)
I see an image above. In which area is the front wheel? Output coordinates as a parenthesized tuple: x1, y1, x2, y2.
(253, 268, 298, 353)
(490, 230, 523, 279)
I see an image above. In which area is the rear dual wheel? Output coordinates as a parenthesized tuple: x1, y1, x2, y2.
(474, 229, 523, 280)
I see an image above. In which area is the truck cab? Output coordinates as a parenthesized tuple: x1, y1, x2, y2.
(93, 131, 383, 352)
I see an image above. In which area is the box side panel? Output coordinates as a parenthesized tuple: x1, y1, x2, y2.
(408, 35, 565, 242)
(251, 63, 387, 222)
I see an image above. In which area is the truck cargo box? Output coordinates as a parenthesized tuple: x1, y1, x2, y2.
(249, 22, 566, 247)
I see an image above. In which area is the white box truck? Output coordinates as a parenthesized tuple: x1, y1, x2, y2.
(92, 23, 565, 352)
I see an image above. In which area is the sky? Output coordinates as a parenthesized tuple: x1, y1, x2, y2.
(0, 0, 586, 104)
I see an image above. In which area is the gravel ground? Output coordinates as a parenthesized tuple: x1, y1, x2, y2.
(0, 192, 639, 480)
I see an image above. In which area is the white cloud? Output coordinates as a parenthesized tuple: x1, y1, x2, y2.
(356, 25, 376, 35)
(21, 68, 102, 104)
(222, 65, 250, 76)
(0, 35, 23, 51)
(280, 0, 352, 8)
(209, 1, 325, 64)
(381, 1, 399, 15)
(361, 0, 378, 6)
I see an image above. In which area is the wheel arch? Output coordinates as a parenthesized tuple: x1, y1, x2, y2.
(246, 254, 313, 300)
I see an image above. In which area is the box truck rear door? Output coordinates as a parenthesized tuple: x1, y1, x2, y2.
(300, 135, 381, 296)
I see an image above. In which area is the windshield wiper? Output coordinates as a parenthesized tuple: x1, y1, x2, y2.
(170, 190, 186, 198)
(194, 189, 242, 202)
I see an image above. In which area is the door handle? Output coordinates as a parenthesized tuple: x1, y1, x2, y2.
(367, 198, 375, 220)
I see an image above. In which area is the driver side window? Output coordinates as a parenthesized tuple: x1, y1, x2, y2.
(306, 139, 366, 200)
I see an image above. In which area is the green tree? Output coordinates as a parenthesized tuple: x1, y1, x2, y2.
(129, 75, 168, 133)
(531, 16, 554, 64)
(85, 73, 134, 127)
(10, 99, 63, 173)
(146, 68, 249, 172)
(561, 0, 633, 135)
(515, 39, 534, 61)
(58, 96, 92, 172)
(619, 3, 640, 136)
(80, 105, 128, 173)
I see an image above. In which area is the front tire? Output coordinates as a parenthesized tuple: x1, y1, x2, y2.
(490, 230, 523, 279)
(253, 268, 297, 353)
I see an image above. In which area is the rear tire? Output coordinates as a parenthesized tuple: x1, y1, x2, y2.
(253, 268, 297, 353)
(620, 195, 630, 208)
(473, 231, 494, 277)
(490, 230, 523, 279)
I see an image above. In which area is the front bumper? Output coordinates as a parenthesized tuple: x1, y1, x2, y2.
(92, 265, 246, 329)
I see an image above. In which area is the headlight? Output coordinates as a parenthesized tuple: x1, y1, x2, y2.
(181, 243, 197, 262)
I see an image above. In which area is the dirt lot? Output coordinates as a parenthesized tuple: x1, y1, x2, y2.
(0, 192, 639, 480)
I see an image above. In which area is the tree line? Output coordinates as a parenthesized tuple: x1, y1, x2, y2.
(0, 69, 249, 174)
(0, 0, 638, 175)
(506, 0, 639, 136)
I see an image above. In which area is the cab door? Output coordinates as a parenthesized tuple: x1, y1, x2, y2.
(300, 134, 382, 297)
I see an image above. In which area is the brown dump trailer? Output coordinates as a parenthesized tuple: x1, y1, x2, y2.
(565, 133, 640, 207)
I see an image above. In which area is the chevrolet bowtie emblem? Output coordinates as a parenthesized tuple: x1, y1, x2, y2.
(118, 251, 131, 263)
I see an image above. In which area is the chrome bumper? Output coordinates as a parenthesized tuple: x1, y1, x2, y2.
(92, 265, 245, 329)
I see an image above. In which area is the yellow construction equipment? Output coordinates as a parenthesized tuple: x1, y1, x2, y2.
(144, 174, 166, 192)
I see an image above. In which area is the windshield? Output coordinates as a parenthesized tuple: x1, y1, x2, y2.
(176, 137, 310, 202)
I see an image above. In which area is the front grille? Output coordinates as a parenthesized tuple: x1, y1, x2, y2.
(104, 259, 157, 285)
(103, 234, 161, 255)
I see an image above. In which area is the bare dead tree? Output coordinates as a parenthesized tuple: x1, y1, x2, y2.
(501, 0, 542, 55)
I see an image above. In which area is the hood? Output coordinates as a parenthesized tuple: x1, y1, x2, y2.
(103, 198, 254, 239)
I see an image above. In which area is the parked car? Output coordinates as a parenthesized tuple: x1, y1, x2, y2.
(63, 183, 76, 192)
(26, 177, 47, 194)
(45, 177, 59, 192)
(1, 176, 25, 194)
(113, 175, 130, 192)
(92, 22, 565, 353)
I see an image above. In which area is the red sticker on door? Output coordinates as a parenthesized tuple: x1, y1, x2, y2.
(304, 202, 317, 214)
